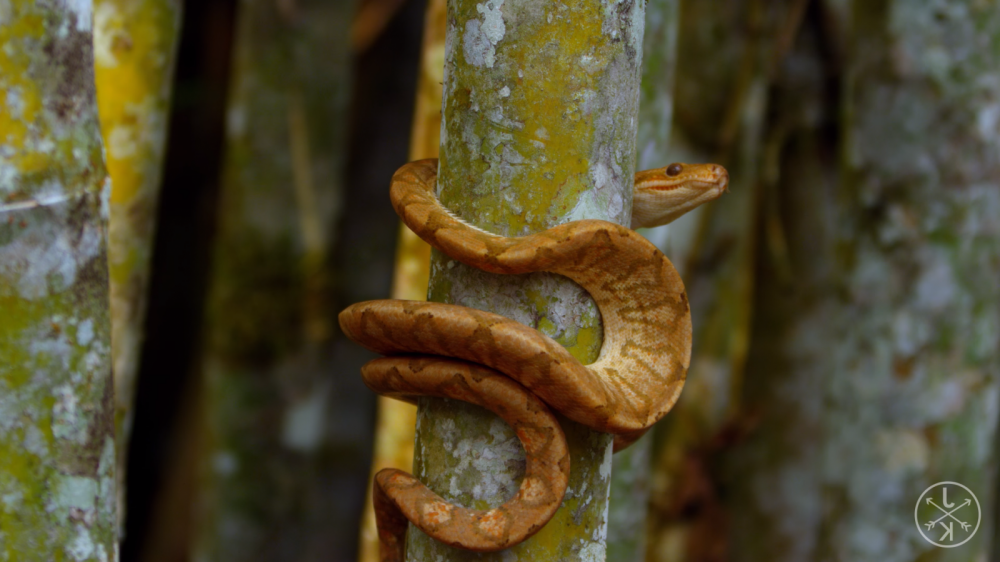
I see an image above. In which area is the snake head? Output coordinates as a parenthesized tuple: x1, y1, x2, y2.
(630, 162, 729, 229)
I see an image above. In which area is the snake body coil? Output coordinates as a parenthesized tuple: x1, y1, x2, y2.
(339, 158, 728, 561)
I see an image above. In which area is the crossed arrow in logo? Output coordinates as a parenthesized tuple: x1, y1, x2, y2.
(916, 482, 980, 548)
(924, 497, 972, 532)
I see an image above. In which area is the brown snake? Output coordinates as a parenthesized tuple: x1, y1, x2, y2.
(339, 158, 728, 560)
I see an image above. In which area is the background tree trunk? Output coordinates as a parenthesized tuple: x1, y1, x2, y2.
(92, 0, 183, 534)
(642, 1, 807, 559)
(0, 2, 115, 559)
(406, 0, 645, 559)
(727, 1, 1000, 560)
(190, 0, 357, 559)
(356, 0, 445, 560)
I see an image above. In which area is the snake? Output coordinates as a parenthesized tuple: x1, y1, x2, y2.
(339, 158, 728, 561)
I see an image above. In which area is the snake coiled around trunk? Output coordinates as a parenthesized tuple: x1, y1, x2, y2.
(339, 158, 728, 561)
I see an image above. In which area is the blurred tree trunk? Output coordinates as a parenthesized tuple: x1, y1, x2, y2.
(722, 10, 839, 558)
(190, 0, 356, 559)
(643, 1, 811, 559)
(727, 1, 1000, 561)
(0, 2, 116, 560)
(92, 0, 182, 534)
(356, 0, 444, 560)
(406, 1, 644, 560)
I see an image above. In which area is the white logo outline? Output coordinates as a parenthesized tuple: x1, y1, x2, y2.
(914, 481, 981, 548)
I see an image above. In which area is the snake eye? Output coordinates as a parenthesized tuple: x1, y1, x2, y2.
(666, 163, 683, 176)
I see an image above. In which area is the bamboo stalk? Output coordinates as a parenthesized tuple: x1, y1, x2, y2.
(645, 1, 782, 559)
(92, 0, 183, 534)
(406, 1, 646, 559)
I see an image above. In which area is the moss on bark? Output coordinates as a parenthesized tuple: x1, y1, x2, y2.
(0, 1, 115, 559)
(409, 0, 646, 559)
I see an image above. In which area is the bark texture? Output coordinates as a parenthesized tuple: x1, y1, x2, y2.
(0, 1, 116, 559)
(191, 0, 356, 559)
(728, 1, 1000, 560)
(409, 0, 646, 559)
(92, 0, 182, 532)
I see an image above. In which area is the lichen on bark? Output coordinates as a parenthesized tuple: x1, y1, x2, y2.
(409, 0, 646, 559)
(0, 1, 116, 560)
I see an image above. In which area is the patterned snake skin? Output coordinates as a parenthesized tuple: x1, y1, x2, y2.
(339, 158, 728, 561)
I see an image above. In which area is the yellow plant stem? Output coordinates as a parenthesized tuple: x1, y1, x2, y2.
(92, 0, 182, 533)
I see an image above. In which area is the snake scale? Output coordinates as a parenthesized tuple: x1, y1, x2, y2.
(339, 158, 728, 560)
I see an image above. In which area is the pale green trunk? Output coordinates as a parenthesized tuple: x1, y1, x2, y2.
(0, 1, 115, 560)
(191, 0, 355, 559)
(409, 0, 646, 559)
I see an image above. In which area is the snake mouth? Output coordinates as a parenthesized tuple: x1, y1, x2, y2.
(716, 168, 730, 193)
(698, 164, 729, 193)
(693, 165, 729, 194)
(687, 173, 728, 195)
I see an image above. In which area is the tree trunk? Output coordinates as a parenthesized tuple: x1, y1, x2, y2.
(0, 2, 116, 560)
(191, 0, 356, 559)
(92, 0, 182, 534)
(407, 0, 645, 559)
(728, 1, 1000, 560)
